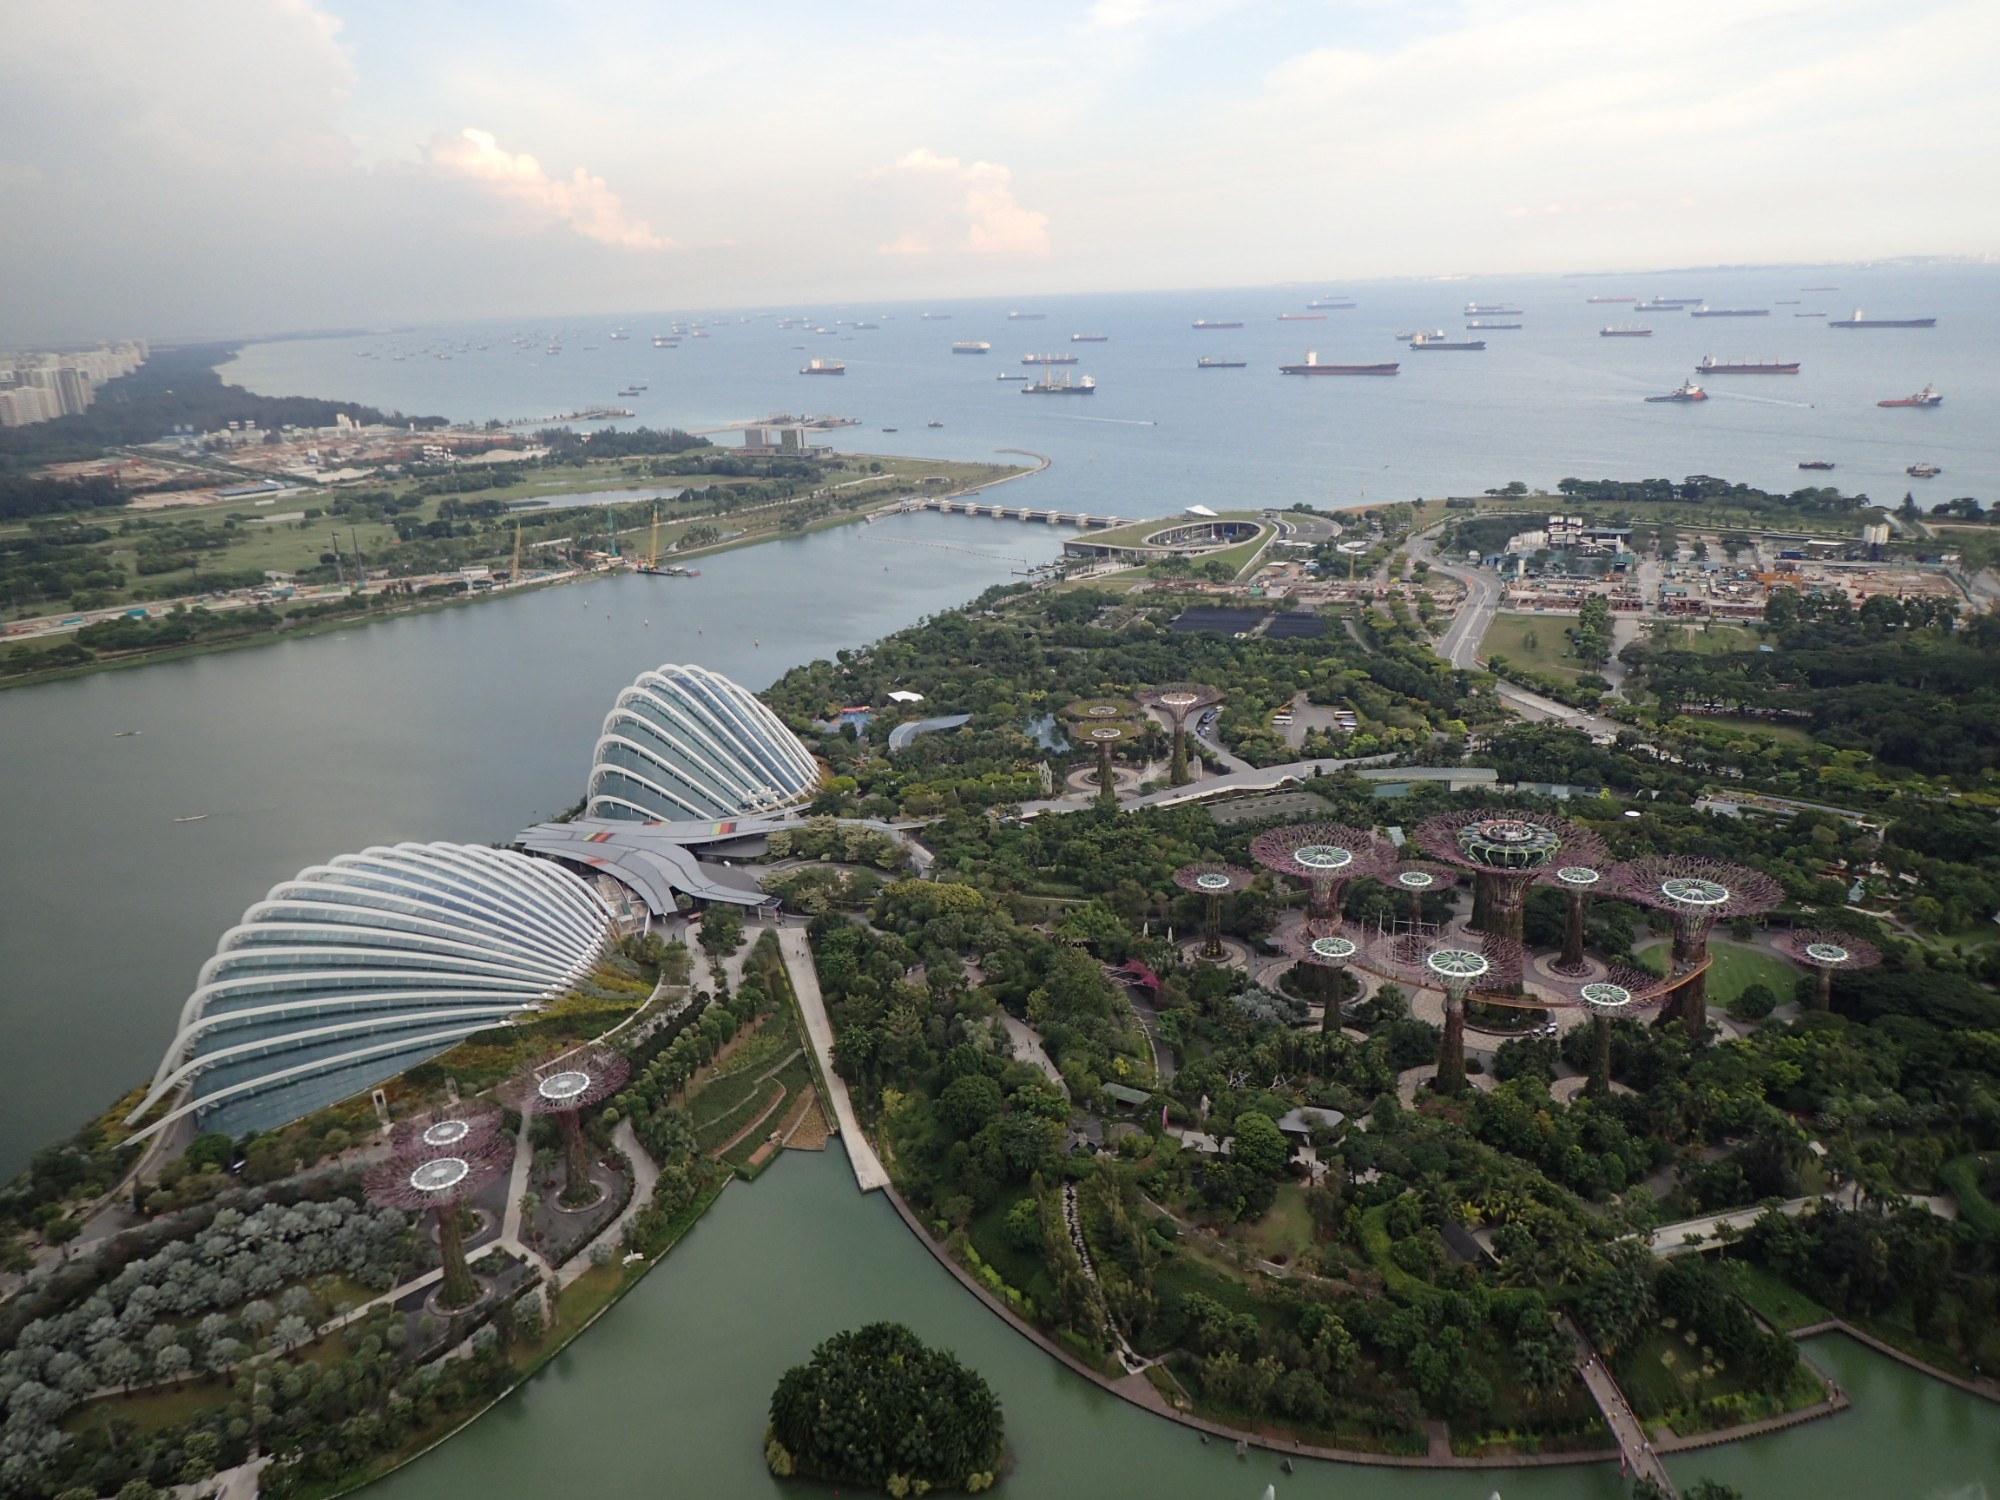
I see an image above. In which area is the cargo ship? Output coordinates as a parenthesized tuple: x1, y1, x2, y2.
(1691, 306, 1770, 317)
(1466, 321, 1521, 330)
(1008, 311, 1046, 321)
(1798, 460, 1835, 470)
(1465, 303, 1522, 316)
(1697, 356, 1798, 374)
(1907, 462, 1941, 478)
(951, 341, 991, 354)
(799, 358, 844, 375)
(1023, 371, 1094, 394)
(1638, 297, 1700, 311)
(1023, 353, 1079, 365)
(1193, 319, 1244, 329)
(1646, 380, 1708, 403)
(996, 372, 1028, 381)
(1307, 298, 1356, 309)
(1410, 332, 1486, 350)
(1878, 384, 1942, 408)
(1832, 310, 1937, 328)
(1587, 296, 1638, 304)
(1794, 311, 1826, 318)
(922, 312, 952, 320)
(1278, 313, 1326, 321)
(1280, 351, 1398, 375)
(1600, 326, 1653, 337)
(1070, 333, 1109, 342)
(1197, 357, 1248, 369)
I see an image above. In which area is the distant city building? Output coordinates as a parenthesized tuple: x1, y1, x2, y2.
(127, 843, 611, 1143)
(0, 340, 146, 426)
(586, 663, 821, 821)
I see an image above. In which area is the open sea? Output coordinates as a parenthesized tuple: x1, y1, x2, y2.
(228, 263, 2000, 516)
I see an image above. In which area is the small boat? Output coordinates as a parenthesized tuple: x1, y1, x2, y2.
(926, 420, 943, 428)
(1798, 460, 1836, 470)
(173, 814, 208, 824)
(1877, 383, 1942, 408)
(1646, 379, 1708, 403)
(114, 730, 142, 738)
(881, 426, 898, 432)
(1907, 462, 1942, 478)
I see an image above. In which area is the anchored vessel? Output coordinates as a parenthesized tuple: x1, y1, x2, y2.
(1022, 353, 1078, 365)
(1798, 460, 1836, 470)
(1008, 311, 1046, 320)
(1193, 319, 1244, 329)
(1646, 380, 1708, 403)
(1307, 297, 1356, 309)
(1600, 326, 1653, 337)
(1691, 306, 1770, 317)
(1879, 384, 1943, 408)
(1833, 309, 1937, 328)
(1465, 303, 1522, 316)
(1697, 356, 1799, 374)
(1280, 351, 1398, 375)
(1278, 313, 1326, 321)
(1023, 370, 1096, 394)
(951, 341, 991, 354)
(1466, 321, 1522, 330)
(1197, 356, 1248, 369)
(1070, 333, 1109, 342)
(1907, 462, 1942, 478)
(1409, 332, 1486, 350)
(799, 357, 844, 375)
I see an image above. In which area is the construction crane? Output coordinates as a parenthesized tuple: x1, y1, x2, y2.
(511, 520, 523, 584)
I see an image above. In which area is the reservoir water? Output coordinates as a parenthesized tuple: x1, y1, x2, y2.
(366, 1147, 2000, 1500)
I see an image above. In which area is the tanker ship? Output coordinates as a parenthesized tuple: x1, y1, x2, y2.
(1697, 356, 1799, 374)
(1832, 310, 1937, 328)
(1280, 351, 1398, 375)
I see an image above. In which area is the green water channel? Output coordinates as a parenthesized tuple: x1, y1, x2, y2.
(368, 1149, 2000, 1500)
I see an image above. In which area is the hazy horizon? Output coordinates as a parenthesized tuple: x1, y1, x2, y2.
(4, 0, 1997, 346)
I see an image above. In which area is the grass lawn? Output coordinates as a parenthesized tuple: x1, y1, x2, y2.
(1721, 1260, 1832, 1332)
(1235, 1184, 1316, 1266)
(1635, 939, 1799, 1014)
(66, 1377, 224, 1439)
(1694, 715, 1818, 747)
(1645, 621, 1762, 655)
(1478, 612, 1592, 679)
(717, 1053, 815, 1170)
(966, 1187, 1050, 1302)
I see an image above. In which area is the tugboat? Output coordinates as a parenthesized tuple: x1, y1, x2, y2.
(1878, 383, 1942, 408)
(1646, 380, 1709, 403)
(1906, 462, 1942, 478)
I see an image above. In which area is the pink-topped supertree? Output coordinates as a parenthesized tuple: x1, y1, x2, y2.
(1538, 963, 1674, 1095)
(1250, 823, 1394, 923)
(500, 1045, 631, 1207)
(389, 1098, 506, 1157)
(366, 1133, 513, 1310)
(1536, 858, 1613, 975)
(1363, 930, 1525, 1095)
(1414, 809, 1606, 949)
(1778, 929, 1882, 1012)
(1281, 922, 1362, 1033)
(1172, 861, 1254, 959)
(1140, 683, 1222, 786)
(1610, 856, 1783, 1040)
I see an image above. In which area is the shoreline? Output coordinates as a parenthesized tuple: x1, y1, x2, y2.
(0, 449, 1055, 695)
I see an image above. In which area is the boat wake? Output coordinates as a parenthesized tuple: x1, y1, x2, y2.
(1035, 413, 1158, 426)
(1709, 391, 1815, 409)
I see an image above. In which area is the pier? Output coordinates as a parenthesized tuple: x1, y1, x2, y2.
(896, 497, 1124, 527)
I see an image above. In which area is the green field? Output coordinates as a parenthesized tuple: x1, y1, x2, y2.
(1477, 612, 1592, 679)
(1645, 620, 1763, 655)
(1636, 940, 1799, 1014)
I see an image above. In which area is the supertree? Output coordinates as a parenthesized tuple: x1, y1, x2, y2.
(500, 1046, 631, 1207)
(389, 1098, 505, 1157)
(1250, 823, 1394, 923)
(1778, 929, 1882, 1012)
(1539, 964, 1673, 1095)
(1172, 861, 1254, 959)
(1363, 930, 1525, 1095)
(366, 1133, 513, 1311)
(1610, 856, 1783, 1041)
(1281, 922, 1361, 1033)
(1139, 682, 1222, 786)
(1063, 698, 1137, 801)
(1387, 862, 1454, 933)
(1414, 809, 1606, 950)
(1537, 860, 1611, 975)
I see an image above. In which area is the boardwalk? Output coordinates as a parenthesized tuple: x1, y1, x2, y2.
(1570, 1320, 1677, 1497)
(776, 924, 888, 1192)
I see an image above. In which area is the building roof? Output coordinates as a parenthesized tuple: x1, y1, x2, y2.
(1276, 1106, 1347, 1136)
(128, 844, 611, 1144)
(1102, 1083, 1153, 1106)
(515, 818, 777, 913)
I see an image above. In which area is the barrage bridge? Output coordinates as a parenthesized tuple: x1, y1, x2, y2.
(892, 497, 1124, 528)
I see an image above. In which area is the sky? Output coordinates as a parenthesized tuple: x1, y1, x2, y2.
(2, 0, 1996, 344)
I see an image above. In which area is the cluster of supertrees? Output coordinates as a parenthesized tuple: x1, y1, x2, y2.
(1060, 682, 1227, 801)
(363, 1045, 631, 1307)
(1172, 806, 1879, 1099)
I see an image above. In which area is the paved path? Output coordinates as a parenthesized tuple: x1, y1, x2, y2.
(554, 1121, 660, 1287)
(1001, 1014, 1068, 1096)
(776, 924, 888, 1192)
(1646, 1190, 1850, 1256)
(1570, 1319, 1677, 1497)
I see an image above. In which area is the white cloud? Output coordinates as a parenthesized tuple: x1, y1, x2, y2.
(876, 232, 934, 257)
(425, 128, 668, 251)
(872, 148, 1050, 260)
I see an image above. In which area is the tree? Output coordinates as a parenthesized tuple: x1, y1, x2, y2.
(1229, 1111, 1288, 1178)
(937, 1072, 1004, 1139)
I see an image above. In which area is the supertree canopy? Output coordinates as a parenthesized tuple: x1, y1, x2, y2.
(389, 1098, 506, 1157)
(1250, 823, 1393, 922)
(1778, 929, 1882, 1011)
(1414, 809, 1606, 948)
(1387, 862, 1455, 934)
(1063, 699, 1139, 799)
(1362, 931, 1525, 1096)
(1536, 859, 1611, 975)
(1611, 856, 1783, 1040)
(1172, 861, 1254, 959)
(1280, 922, 1361, 1032)
(500, 1045, 631, 1207)
(1139, 682, 1222, 787)
(366, 1133, 513, 1310)
(1539, 964, 1673, 1094)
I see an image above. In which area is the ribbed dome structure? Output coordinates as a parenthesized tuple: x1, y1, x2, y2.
(586, 663, 820, 822)
(128, 844, 610, 1143)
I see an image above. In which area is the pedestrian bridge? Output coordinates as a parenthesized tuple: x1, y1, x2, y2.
(901, 497, 1124, 527)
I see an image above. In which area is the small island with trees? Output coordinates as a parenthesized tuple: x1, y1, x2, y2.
(766, 1323, 1003, 1495)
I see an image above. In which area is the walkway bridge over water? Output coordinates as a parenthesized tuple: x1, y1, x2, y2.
(1570, 1319, 1678, 1497)
(896, 497, 1124, 527)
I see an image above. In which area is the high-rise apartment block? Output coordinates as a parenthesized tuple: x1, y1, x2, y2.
(0, 340, 148, 426)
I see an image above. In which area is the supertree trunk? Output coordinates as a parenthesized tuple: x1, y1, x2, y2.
(1097, 742, 1115, 796)
(435, 1205, 478, 1310)
(557, 1111, 596, 1207)
(1436, 992, 1468, 1095)
(1202, 892, 1223, 958)
(1406, 889, 1425, 931)
(1590, 1014, 1612, 1095)
(1563, 892, 1587, 969)
(1659, 921, 1710, 1040)
(1470, 874, 1492, 932)
(1170, 726, 1190, 787)
(1814, 967, 1833, 1012)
